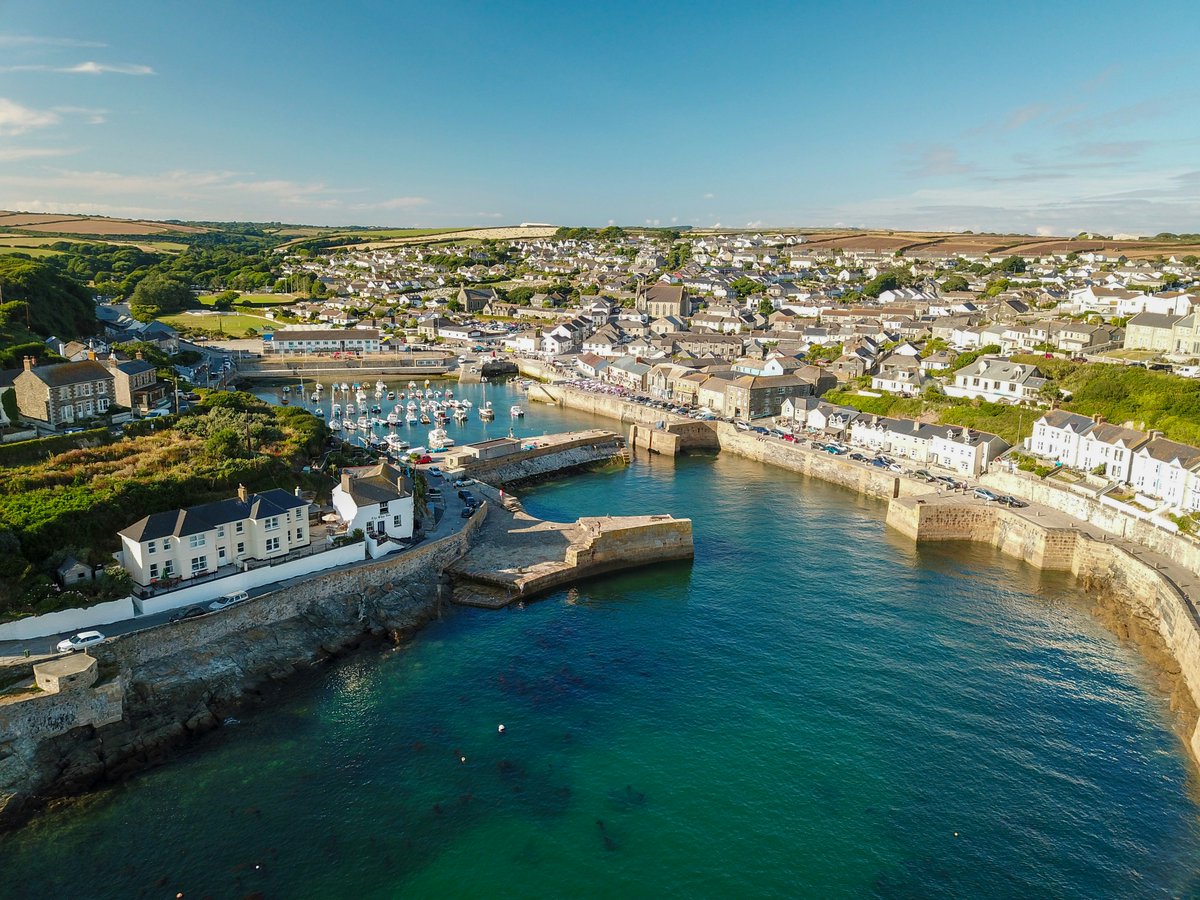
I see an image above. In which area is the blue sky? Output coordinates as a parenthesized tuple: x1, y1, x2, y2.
(1, 0, 1198, 234)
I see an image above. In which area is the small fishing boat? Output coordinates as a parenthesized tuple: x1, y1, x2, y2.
(510, 405, 524, 418)
(480, 402, 495, 421)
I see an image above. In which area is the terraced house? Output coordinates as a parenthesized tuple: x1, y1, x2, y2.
(118, 485, 311, 586)
(13, 357, 113, 429)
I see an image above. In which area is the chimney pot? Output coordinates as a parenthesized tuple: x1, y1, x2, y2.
(237, 484, 248, 502)
(22, 356, 34, 371)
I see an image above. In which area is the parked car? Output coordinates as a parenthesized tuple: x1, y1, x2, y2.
(461, 506, 475, 518)
(426, 466, 443, 478)
(849, 452, 868, 462)
(208, 590, 248, 612)
(56, 631, 105, 653)
(782, 433, 795, 442)
(935, 475, 960, 488)
(169, 605, 208, 623)
(912, 469, 935, 482)
(973, 487, 1000, 502)
(999, 495, 1029, 508)
(735, 421, 750, 431)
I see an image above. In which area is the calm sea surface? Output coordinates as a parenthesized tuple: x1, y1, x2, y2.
(2, 379, 1199, 898)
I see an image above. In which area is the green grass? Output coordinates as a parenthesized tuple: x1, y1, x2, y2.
(157, 311, 273, 337)
(0, 245, 61, 257)
(197, 293, 300, 308)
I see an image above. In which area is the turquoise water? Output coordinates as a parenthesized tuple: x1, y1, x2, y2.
(2, 382, 1200, 897)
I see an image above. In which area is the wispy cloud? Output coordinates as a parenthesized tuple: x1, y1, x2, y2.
(0, 97, 59, 136)
(371, 196, 431, 210)
(0, 61, 155, 76)
(0, 34, 106, 48)
(0, 146, 78, 162)
(51, 105, 108, 125)
(902, 145, 975, 178)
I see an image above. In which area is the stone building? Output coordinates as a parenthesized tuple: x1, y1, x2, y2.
(13, 357, 114, 429)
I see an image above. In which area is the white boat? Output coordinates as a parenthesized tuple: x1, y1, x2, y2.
(387, 409, 400, 425)
(346, 403, 355, 416)
(357, 416, 370, 430)
(453, 408, 469, 423)
(420, 413, 431, 425)
(328, 418, 342, 431)
(387, 391, 396, 401)
(428, 427, 450, 451)
(310, 392, 319, 402)
(407, 381, 417, 390)
(344, 419, 357, 432)
(386, 434, 409, 452)
(445, 388, 454, 399)
(315, 407, 323, 417)
(462, 399, 473, 409)
(510, 405, 524, 418)
(375, 379, 386, 394)
(407, 412, 419, 425)
(480, 402, 495, 421)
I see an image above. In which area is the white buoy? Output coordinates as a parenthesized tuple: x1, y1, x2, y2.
(498, 724, 506, 733)
(460, 756, 467, 764)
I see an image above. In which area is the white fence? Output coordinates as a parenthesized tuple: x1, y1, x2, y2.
(0, 597, 137, 641)
(134, 542, 366, 616)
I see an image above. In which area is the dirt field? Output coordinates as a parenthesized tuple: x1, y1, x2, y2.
(0, 211, 206, 235)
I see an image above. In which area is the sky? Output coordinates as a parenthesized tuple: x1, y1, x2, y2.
(0, 0, 1198, 235)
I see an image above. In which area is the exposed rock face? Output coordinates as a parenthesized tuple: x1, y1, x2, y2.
(0, 534, 460, 831)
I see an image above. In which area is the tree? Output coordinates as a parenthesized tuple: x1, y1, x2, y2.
(940, 274, 969, 292)
(863, 268, 913, 298)
(730, 276, 761, 299)
(996, 255, 1027, 273)
(445, 299, 462, 312)
(757, 297, 774, 316)
(212, 290, 239, 311)
(130, 273, 193, 321)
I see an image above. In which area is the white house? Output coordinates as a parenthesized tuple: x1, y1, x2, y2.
(1027, 410, 1096, 468)
(1130, 437, 1200, 511)
(1076, 422, 1149, 482)
(119, 485, 311, 586)
(331, 462, 415, 558)
(944, 356, 1046, 404)
(262, 327, 381, 355)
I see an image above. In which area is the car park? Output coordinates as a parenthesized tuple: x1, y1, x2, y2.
(56, 630, 105, 653)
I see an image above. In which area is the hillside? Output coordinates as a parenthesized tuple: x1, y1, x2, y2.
(0, 392, 328, 622)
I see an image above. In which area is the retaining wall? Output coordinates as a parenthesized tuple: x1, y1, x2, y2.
(133, 542, 367, 618)
(0, 598, 137, 642)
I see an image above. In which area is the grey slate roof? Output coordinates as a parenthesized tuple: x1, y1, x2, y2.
(120, 488, 307, 542)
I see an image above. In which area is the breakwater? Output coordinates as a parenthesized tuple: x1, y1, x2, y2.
(447, 429, 629, 487)
(523, 373, 1200, 769)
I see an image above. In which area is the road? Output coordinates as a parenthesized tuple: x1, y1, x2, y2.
(0, 466, 474, 661)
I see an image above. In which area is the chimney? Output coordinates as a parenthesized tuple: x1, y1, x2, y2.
(294, 486, 302, 497)
(237, 484, 248, 502)
(87, 349, 96, 360)
(22, 356, 34, 372)
(1094, 415, 1106, 425)
(135, 351, 144, 361)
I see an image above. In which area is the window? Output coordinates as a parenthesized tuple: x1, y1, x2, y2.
(163, 560, 175, 577)
(162, 538, 172, 551)
(265, 537, 280, 552)
(236, 542, 245, 556)
(190, 556, 206, 574)
(235, 521, 244, 534)
(149, 563, 159, 580)
(189, 534, 206, 549)
(264, 516, 280, 531)
(217, 526, 225, 538)
(147, 540, 157, 555)
(393, 515, 402, 528)
(379, 502, 388, 515)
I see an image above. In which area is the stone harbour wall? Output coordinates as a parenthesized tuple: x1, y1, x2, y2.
(888, 497, 1200, 766)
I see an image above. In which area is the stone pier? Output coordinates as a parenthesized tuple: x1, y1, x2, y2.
(449, 486, 694, 607)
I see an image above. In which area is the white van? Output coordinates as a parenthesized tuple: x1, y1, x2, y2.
(208, 590, 249, 612)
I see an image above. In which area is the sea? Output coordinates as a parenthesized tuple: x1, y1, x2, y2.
(1, 378, 1198, 898)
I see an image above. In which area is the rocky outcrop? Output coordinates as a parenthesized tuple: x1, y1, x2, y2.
(0, 510, 483, 832)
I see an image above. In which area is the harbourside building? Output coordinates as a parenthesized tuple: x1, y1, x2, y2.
(119, 485, 311, 586)
(261, 327, 382, 355)
(331, 462, 415, 558)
